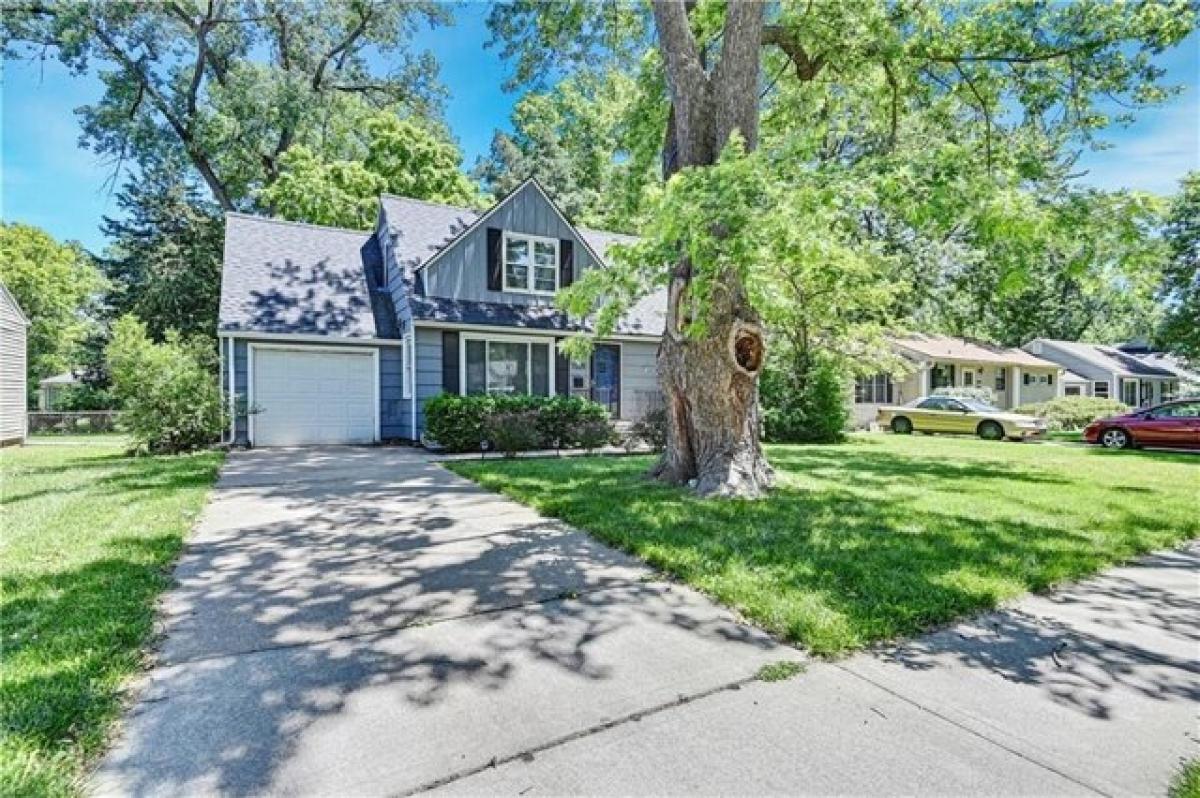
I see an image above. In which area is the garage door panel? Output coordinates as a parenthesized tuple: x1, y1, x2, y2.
(252, 348, 377, 446)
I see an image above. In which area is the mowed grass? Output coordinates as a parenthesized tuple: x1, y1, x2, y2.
(1, 441, 223, 797)
(448, 435, 1198, 656)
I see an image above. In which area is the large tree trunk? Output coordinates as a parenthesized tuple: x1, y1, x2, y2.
(650, 1, 774, 498)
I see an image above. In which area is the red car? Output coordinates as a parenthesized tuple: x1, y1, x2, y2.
(1083, 399, 1200, 449)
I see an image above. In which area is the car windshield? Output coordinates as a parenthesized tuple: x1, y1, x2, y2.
(957, 398, 1002, 413)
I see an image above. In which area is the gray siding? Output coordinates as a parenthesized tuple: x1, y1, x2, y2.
(0, 291, 28, 444)
(421, 183, 600, 305)
(620, 341, 660, 421)
(233, 339, 249, 445)
(414, 327, 444, 436)
(380, 346, 404, 440)
(1024, 341, 1113, 391)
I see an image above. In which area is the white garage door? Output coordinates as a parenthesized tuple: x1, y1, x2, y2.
(252, 347, 377, 446)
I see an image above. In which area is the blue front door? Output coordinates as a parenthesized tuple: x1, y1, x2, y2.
(592, 344, 621, 418)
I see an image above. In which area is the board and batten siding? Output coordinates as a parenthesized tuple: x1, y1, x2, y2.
(421, 182, 600, 305)
(0, 287, 29, 444)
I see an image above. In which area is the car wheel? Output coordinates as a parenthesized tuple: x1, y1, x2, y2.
(977, 420, 1004, 441)
(891, 416, 913, 435)
(1100, 427, 1131, 449)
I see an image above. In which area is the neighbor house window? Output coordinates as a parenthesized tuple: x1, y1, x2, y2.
(995, 369, 1007, 392)
(1065, 385, 1081, 397)
(503, 232, 558, 294)
(854, 374, 892, 404)
(1093, 381, 1110, 399)
(463, 337, 552, 396)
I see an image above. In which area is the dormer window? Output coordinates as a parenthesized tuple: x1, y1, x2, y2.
(503, 232, 559, 295)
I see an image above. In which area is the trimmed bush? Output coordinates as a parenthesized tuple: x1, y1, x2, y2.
(423, 393, 612, 453)
(629, 406, 668, 451)
(1014, 396, 1130, 431)
(577, 418, 615, 453)
(106, 315, 225, 453)
(536, 395, 609, 449)
(761, 355, 848, 444)
(486, 410, 542, 457)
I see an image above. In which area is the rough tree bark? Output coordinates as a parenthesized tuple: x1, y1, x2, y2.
(649, 0, 774, 498)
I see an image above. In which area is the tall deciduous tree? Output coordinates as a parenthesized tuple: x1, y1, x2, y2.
(258, 113, 484, 228)
(475, 70, 660, 232)
(490, 0, 1194, 497)
(1157, 172, 1200, 361)
(0, 223, 103, 392)
(100, 158, 224, 341)
(3, 0, 449, 209)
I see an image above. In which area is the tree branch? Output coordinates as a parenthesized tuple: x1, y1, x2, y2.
(312, 2, 376, 91)
(761, 24, 824, 81)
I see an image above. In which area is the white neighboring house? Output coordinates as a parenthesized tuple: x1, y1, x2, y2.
(852, 333, 1064, 427)
(0, 282, 30, 446)
(1023, 339, 1182, 408)
(38, 371, 81, 410)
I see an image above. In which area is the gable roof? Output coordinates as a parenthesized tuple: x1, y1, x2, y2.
(0, 282, 30, 325)
(1030, 339, 1178, 378)
(892, 333, 1058, 368)
(380, 183, 666, 338)
(379, 178, 612, 284)
(1137, 352, 1200, 383)
(218, 213, 393, 338)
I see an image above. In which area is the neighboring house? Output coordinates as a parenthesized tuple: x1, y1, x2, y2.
(0, 282, 30, 446)
(1114, 341, 1200, 397)
(852, 333, 1063, 427)
(38, 371, 81, 410)
(1023, 339, 1181, 408)
(218, 178, 665, 447)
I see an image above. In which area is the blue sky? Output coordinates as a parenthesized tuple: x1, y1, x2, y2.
(2, 9, 1197, 253)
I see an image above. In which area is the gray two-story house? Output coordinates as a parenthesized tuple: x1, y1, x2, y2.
(218, 179, 664, 447)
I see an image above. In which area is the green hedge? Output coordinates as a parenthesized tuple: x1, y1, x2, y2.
(1014, 396, 1130, 431)
(424, 393, 612, 453)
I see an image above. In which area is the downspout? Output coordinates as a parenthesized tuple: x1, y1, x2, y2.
(409, 328, 418, 446)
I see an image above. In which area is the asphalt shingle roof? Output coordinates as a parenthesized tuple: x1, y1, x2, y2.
(380, 195, 666, 338)
(220, 193, 666, 341)
(893, 333, 1058, 368)
(218, 214, 387, 338)
(1034, 339, 1178, 378)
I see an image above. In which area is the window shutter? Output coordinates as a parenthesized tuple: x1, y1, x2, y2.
(559, 239, 575, 287)
(487, 228, 503, 291)
(554, 337, 570, 396)
(442, 331, 460, 394)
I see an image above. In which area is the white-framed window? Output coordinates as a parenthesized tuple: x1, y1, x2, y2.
(503, 232, 559, 295)
(1093, 381, 1110, 399)
(1065, 385, 1082, 397)
(463, 335, 553, 396)
(854, 373, 892, 404)
(402, 333, 414, 399)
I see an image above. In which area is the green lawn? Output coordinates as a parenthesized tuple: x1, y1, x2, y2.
(1, 440, 223, 797)
(448, 435, 1198, 656)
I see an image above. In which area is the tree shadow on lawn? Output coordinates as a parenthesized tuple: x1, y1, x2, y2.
(0, 452, 220, 508)
(462, 450, 1194, 658)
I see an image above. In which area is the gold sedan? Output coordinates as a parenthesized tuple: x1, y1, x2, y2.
(877, 396, 1047, 441)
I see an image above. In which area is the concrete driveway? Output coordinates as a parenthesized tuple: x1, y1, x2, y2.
(93, 447, 1199, 796)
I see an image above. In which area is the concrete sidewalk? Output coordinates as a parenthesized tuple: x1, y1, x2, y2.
(92, 446, 1199, 796)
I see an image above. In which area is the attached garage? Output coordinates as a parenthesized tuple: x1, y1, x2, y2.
(250, 345, 378, 446)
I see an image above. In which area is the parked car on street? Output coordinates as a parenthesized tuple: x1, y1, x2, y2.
(1082, 399, 1200, 449)
(877, 396, 1046, 441)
